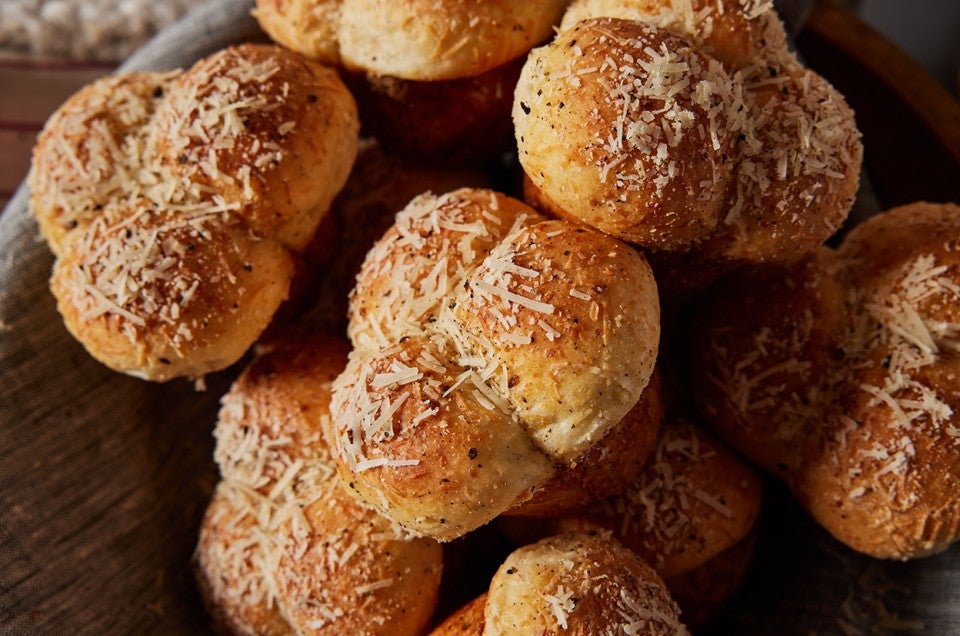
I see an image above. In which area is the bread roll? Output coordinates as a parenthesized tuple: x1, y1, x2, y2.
(515, 18, 738, 251)
(195, 334, 443, 635)
(556, 421, 761, 624)
(255, 1, 570, 161)
(708, 63, 861, 265)
(327, 188, 660, 540)
(30, 71, 174, 257)
(484, 533, 689, 634)
(196, 486, 294, 636)
(688, 248, 848, 478)
(689, 202, 960, 560)
(336, 0, 569, 81)
(257, 0, 568, 80)
(254, 0, 342, 64)
(552, 422, 761, 577)
(500, 420, 762, 625)
(515, 8, 861, 293)
(31, 44, 359, 381)
(450, 219, 660, 461)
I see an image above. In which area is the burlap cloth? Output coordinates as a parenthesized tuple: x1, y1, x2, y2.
(0, 0, 957, 633)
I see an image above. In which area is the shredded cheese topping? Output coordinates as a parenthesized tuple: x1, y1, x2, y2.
(33, 46, 313, 362)
(330, 188, 657, 539)
(198, 348, 437, 633)
(590, 424, 740, 569)
(337, 191, 553, 471)
(504, 535, 689, 635)
(522, 4, 860, 259)
(708, 247, 960, 508)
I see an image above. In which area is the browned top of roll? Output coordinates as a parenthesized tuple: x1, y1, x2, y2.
(484, 532, 689, 635)
(30, 44, 359, 381)
(302, 138, 491, 334)
(688, 248, 848, 478)
(515, 12, 861, 270)
(690, 202, 960, 559)
(195, 335, 443, 635)
(255, 0, 570, 80)
(560, 0, 790, 71)
(515, 18, 740, 250)
(254, 0, 343, 64)
(327, 187, 660, 540)
(555, 421, 762, 578)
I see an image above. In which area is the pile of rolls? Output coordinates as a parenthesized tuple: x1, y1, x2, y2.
(27, 0, 960, 633)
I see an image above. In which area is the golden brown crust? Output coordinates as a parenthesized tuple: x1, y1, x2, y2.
(195, 486, 295, 636)
(701, 63, 861, 265)
(346, 188, 544, 348)
(279, 484, 443, 635)
(690, 202, 960, 559)
(150, 44, 358, 253)
(500, 419, 761, 625)
(337, 0, 570, 80)
(561, 0, 790, 72)
(688, 248, 848, 477)
(51, 218, 295, 382)
(484, 533, 689, 635)
(30, 44, 360, 381)
(515, 18, 737, 251)
(327, 188, 661, 540)
(254, 1, 566, 161)
(558, 1, 857, 257)
(331, 337, 557, 541)
(195, 334, 443, 635)
(428, 594, 487, 636)
(302, 139, 490, 334)
(29, 71, 176, 256)
(515, 10, 861, 280)
(254, 0, 342, 64)
(838, 201, 960, 279)
(506, 370, 663, 517)
(254, 0, 569, 80)
(552, 422, 762, 579)
(451, 219, 660, 461)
